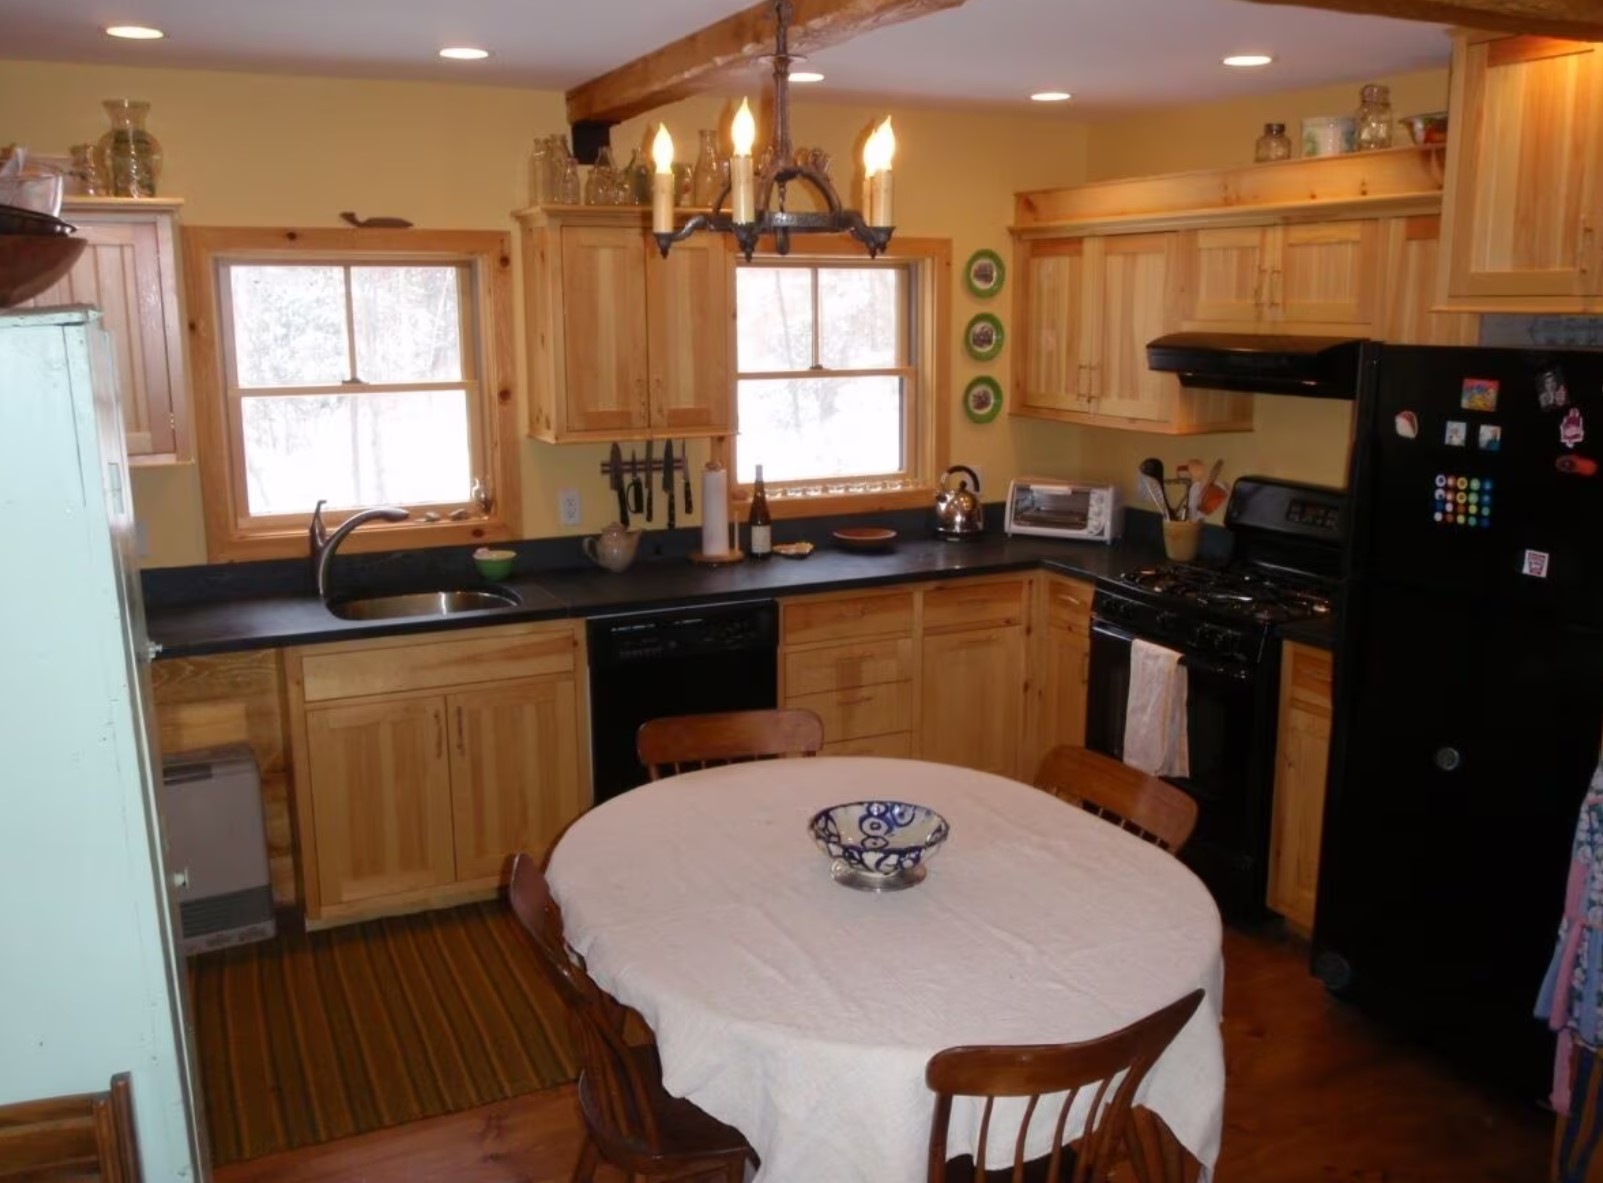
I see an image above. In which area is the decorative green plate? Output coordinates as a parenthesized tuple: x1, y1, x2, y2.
(963, 376, 1003, 424)
(964, 249, 1006, 299)
(964, 313, 1005, 361)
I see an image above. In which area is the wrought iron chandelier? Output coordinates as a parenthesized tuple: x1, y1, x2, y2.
(649, 0, 896, 262)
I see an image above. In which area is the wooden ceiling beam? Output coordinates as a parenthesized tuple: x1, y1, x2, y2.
(565, 0, 968, 127)
(1240, 0, 1603, 41)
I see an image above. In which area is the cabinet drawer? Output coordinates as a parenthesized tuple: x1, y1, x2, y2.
(822, 732, 913, 759)
(789, 682, 913, 742)
(784, 637, 913, 696)
(300, 626, 576, 703)
(923, 579, 1028, 632)
(783, 590, 915, 645)
(1046, 577, 1095, 634)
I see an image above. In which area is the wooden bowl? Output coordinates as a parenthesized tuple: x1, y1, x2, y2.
(0, 234, 87, 308)
(832, 527, 897, 553)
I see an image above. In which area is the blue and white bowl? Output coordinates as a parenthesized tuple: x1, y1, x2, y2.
(809, 800, 950, 889)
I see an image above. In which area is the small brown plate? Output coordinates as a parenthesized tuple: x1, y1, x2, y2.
(832, 527, 897, 553)
(773, 541, 814, 559)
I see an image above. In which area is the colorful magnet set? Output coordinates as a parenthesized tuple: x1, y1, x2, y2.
(1433, 474, 1493, 528)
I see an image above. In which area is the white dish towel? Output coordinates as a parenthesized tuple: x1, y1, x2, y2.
(1123, 638, 1190, 778)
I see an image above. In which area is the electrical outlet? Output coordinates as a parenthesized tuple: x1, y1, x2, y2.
(558, 488, 581, 526)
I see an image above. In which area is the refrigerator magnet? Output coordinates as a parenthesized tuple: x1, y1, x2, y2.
(1460, 378, 1499, 412)
(1394, 411, 1418, 438)
(1537, 367, 1569, 410)
(1444, 420, 1468, 447)
(1560, 407, 1585, 449)
(1521, 550, 1550, 579)
(1556, 454, 1599, 477)
(1477, 424, 1502, 452)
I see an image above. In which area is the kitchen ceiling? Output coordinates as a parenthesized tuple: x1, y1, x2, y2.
(1, 0, 1451, 115)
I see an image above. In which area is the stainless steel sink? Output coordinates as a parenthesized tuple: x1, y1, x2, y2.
(327, 588, 521, 621)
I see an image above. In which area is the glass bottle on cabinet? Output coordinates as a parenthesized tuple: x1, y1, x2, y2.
(691, 129, 724, 207)
(1254, 123, 1293, 163)
(1354, 84, 1393, 151)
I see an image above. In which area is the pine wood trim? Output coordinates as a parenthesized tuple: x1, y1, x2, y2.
(563, 0, 968, 125)
(1240, 0, 1603, 42)
(184, 226, 521, 562)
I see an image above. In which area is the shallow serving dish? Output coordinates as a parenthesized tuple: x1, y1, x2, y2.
(832, 527, 897, 553)
(808, 800, 950, 892)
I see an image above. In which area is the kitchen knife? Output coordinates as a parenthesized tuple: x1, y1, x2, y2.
(663, 437, 676, 529)
(627, 450, 644, 517)
(682, 441, 693, 513)
(645, 438, 655, 523)
(609, 441, 629, 526)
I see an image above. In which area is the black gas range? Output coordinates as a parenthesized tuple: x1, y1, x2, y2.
(1086, 476, 1345, 918)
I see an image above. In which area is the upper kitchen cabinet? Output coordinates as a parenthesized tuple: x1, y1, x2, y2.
(1182, 220, 1380, 333)
(1439, 32, 1603, 311)
(518, 206, 732, 443)
(27, 198, 190, 462)
(1013, 232, 1253, 434)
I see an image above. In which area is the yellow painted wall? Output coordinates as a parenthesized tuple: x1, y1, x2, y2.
(0, 59, 1088, 566)
(1062, 66, 1451, 505)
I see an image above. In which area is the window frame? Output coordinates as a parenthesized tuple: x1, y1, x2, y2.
(185, 226, 521, 562)
(716, 235, 951, 520)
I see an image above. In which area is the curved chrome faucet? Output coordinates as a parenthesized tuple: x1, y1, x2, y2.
(310, 499, 410, 601)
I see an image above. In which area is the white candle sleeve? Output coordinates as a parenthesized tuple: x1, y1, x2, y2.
(700, 465, 729, 555)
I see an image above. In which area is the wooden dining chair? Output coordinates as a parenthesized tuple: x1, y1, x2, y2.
(0, 1071, 142, 1182)
(636, 708, 825, 781)
(924, 988, 1205, 1183)
(505, 853, 756, 1183)
(1032, 745, 1199, 855)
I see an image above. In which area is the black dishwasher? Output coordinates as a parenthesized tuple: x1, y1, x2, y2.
(587, 599, 779, 803)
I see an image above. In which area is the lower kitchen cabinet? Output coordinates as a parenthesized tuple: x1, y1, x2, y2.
(918, 577, 1031, 779)
(1267, 641, 1334, 933)
(1035, 575, 1095, 771)
(781, 591, 916, 754)
(286, 620, 589, 926)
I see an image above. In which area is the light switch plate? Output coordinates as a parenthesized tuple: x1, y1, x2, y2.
(558, 488, 581, 526)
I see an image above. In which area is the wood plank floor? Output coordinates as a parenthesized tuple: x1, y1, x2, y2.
(216, 924, 1550, 1183)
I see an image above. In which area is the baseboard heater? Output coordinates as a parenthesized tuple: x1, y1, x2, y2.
(160, 744, 276, 956)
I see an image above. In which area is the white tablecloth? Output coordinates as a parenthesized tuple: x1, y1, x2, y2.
(546, 757, 1224, 1183)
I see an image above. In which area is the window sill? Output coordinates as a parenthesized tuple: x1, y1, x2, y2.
(728, 486, 935, 521)
(207, 518, 516, 564)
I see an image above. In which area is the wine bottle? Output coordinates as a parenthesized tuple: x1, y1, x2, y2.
(748, 464, 772, 560)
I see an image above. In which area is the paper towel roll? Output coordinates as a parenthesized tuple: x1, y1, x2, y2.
(700, 463, 729, 555)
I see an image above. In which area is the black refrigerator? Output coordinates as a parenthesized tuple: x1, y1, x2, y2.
(1315, 343, 1603, 1101)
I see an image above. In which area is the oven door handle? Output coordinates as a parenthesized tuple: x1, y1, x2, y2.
(1090, 619, 1254, 682)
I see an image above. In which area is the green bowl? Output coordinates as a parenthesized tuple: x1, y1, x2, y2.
(473, 550, 515, 581)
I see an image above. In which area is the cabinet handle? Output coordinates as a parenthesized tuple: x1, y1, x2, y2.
(456, 706, 465, 756)
(1058, 593, 1086, 608)
(434, 710, 444, 760)
(1076, 363, 1088, 398)
(839, 693, 873, 707)
(1254, 268, 1266, 312)
(1579, 222, 1595, 276)
(1080, 649, 1090, 686)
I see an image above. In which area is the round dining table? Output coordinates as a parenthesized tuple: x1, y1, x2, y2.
(545, 757, 1225, 1183)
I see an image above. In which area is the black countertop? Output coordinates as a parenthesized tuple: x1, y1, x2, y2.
(145, 533, 1161, 658)
(1276, 615, 1337, 651)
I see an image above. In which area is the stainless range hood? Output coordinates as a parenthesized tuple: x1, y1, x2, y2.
(1146, 332, 1366, 399)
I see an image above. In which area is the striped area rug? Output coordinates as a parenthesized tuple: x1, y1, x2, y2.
(187, 900, 577, 1165)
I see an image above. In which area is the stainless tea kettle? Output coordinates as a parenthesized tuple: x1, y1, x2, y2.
(934, 465, 984, 540)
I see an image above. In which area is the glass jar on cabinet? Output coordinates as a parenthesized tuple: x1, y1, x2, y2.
(1354, 84, 1393, 151)
(1254, 123, 1293, 163)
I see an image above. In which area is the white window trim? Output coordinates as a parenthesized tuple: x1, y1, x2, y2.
(184, 226, 521, 562)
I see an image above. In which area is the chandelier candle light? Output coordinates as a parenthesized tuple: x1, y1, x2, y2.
(650, 0, 896, 261)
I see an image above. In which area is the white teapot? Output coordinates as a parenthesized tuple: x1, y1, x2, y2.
(582, 522, 641, 573)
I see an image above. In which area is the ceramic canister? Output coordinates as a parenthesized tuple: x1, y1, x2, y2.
(1301, 116, 1356, 157)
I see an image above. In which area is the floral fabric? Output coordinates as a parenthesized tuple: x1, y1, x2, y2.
(1537, 760, 1603, 1117)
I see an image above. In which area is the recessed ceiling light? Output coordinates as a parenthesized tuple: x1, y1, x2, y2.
(790, 71, 825, 83)
(1030, 91, 1073, 102)
(1222, 54, 1274, 68)
(439, 46, 490, 61)
(105, 25, 164, 40)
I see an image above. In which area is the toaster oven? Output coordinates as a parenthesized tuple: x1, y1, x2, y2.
(1004, 478, 1122, 543)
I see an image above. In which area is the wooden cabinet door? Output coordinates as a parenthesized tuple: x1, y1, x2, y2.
(305, 697, 456, 907)
(1039, 623, 1091, 758)
(919, 625, 1028, 779)
(1183, 226, 1267, 325)
(447, 677, 584, 882)
(1273, 221, 1378, 328)
(559, 226, 650, 434)
(29, 213, 184, 458)
(646, 232, 732, 434)
(1267, 643, 1334, 932)
(1092, 233, 1179, 423)
(1444, 36, 1603, 302)
(1380, 216, 1479, 345)
(1017, 238, 1094, 412)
